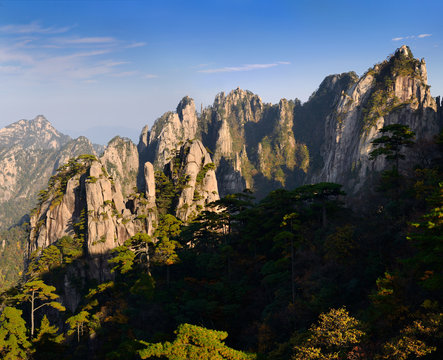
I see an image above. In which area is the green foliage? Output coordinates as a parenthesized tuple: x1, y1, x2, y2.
(0, 224, 28, 290)
(196, 162, 216, 185)
(0, 306, 32, 360)
(56, 235, 83, 264)
(66, 310, 92, 343)
(33, 315, 65, 360)
(38, 154, 97, 207)
(155, 171, 177, 214)
(380, 312, 441, 360)
(153, 214, 182, 266)
(362, 47, 421, 133)
(109, 232, 154, 274)
(27, 235, 83, 278)
(15, 279, 66, 337)
(293, 307, 365, 360)
(370, 124, 415, 168)
(138, 323, 256, 359)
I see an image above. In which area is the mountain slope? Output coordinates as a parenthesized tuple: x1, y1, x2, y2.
(0, 116, 103, 228)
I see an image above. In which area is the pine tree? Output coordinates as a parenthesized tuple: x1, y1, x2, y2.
(15, 279, 66, 337)
(66, 310, 91, 343)
(109, 233, 154, 275)
(0, 306, 32, 360)
(293, 307, 365, 360)
(370, 124, 415, 173)
(138, 323, 256, 359)
(153, 214, 182, 283)
(33, 315, 65, 360)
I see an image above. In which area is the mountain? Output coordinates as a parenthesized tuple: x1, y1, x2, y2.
(312, 45, 441, 196)
(25, 46, 441, 284)
(0, 45, 441, 290)
(2, 46, 443, 359)
(0, 115, 103, 229)
(139, 46, 442, 200)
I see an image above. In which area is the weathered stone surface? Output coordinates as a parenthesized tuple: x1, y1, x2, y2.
(139, 96, 198, 170)
(26, 45, 443, 288)
(29, 157, 158, 281)
(172, 140, 219, 221)
(101, 136, 139, 198)
(144, 161, 156, 203)
(0, 118, 99, 228)
(311, 46, 440, 197)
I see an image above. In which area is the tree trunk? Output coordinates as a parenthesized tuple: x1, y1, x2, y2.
(166, 265, 170, 285)
(31, 290, 35, 337)
(291, 236, 295, 304)
(322, 202, 327, 228)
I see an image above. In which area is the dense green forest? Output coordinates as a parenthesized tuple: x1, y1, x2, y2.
(1, 126, 442, 359)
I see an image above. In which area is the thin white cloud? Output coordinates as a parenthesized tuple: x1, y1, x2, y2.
(0, 25, 145, 83)
(13, 39, 33, 48)
(110, 71, 138, 77)
(0, 21, 72, 34)
(198, 62, 290, 74)
(126, 42, 146, 48)
(0, 65, 22, 74)
(0, 48, 35, 65)
(392, 33, 432, 41)
(83, 79, 98, 84)
(144, 74, 158, 79)
(100, 61, 129, 67)
(57, 37, 116, 45)
(63, 50, 111, 59)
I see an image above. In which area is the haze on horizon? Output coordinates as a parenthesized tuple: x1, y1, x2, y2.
(0, 0, 442, 144)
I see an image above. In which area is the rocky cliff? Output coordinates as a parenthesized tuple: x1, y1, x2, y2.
(165, 140, 219, 221)
(101, 136, 139, 198)
(312, 45, 440, 195)
(28, 155, 153, 282)
(0, 116, 101, 228)
(140, 88, 312, 198)
(138, 96, 198, 171)
(2, 45, 441, 292)
(28, 138, 220, 284)
(136, 46, 440, 200)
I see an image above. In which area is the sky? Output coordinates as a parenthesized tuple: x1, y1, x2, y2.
(0, 0, 442, 144)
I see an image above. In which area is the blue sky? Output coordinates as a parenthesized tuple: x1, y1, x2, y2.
(0, 0, 442, 144)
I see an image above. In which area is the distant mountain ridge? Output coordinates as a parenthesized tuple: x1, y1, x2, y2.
(0, 115, 103, 229)
(1, 46, 442, 233)
(139, 46, 442, 199)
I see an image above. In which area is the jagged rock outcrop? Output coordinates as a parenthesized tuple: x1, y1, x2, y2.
(28, 155, 156, 281)
(139, 96, 199, 170)
(0, 117, 100, 228)
(144, 161, 156, 202)
(312, 45, 440, 195)
(101, 136, 139, 198)
(0, 115, 70, 150)
(18, 45, 443, 302)
(166, 140, 219, 221)
(140, 88, 312, 198)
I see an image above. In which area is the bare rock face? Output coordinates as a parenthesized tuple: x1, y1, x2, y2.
(101, 136, 139, 198)
(0, 115, 70, 150)
(29, 156, 157, 281)
(171, 140, 219, 221)
(311, 45, 440, 196)
(144, 161, 156, 203)
(139, 96, 198, 170)
(0, 119, 98, 229)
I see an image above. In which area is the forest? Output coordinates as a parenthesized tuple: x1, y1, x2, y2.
(0, 124, 442, 359)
